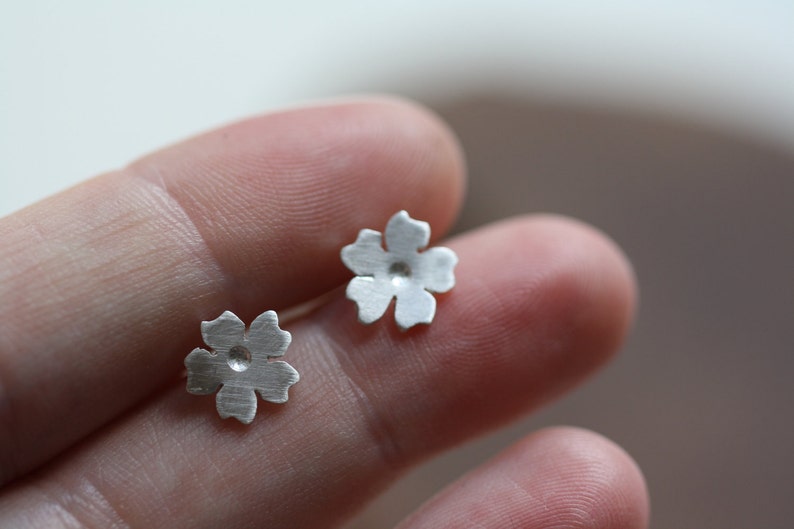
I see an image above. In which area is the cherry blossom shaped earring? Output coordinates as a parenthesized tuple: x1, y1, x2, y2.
(341, 210, 458, 330)
(184, 310, 299, 424)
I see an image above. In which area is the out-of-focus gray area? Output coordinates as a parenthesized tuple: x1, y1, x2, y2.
(348, 97, 794, 529)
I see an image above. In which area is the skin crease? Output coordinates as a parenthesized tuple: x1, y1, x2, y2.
(0, 97, 648, 529)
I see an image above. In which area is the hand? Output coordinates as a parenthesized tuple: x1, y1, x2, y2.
(0, 98, 648, 528)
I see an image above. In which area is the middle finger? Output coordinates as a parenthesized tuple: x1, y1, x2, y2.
(0, 216, 635, 529)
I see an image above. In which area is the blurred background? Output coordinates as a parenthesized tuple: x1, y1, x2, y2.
(2, 2, 792, 527)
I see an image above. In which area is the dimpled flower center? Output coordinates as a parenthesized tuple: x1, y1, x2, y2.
(388, 261, 412, 286)
(227, 345, 252, 372)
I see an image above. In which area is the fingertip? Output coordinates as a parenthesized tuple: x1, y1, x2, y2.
(328, 95, 468, 237)
(400, 426, 649, 529)
(526, 214, 638, 362)
(446, 214, 638, 399)
(515, 426, 650, 529)
(517, 214, 636, 371)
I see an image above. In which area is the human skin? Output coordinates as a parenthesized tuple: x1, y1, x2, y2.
(0, 97, 648, 528)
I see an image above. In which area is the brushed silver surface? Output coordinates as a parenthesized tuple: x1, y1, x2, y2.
(185, 310, 299, 424)
(341, 210, 458, 330)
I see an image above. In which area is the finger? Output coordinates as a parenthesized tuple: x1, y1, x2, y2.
(0, 98, 465, 484)
(397, 427, 649, 529)
(0, 216, 637, 529)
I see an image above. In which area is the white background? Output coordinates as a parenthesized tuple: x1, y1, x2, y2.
(2, 1, 794, 216)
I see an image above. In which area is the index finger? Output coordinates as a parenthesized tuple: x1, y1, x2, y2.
(0, 98, 465, 485)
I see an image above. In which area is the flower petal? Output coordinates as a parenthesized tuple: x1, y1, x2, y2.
(215, 384, 257, 424)
(247, 310, 291, 358)
(346, 276, 395, 324)
(417, 246, 458, 293)
(253, 361, 300, 404)
(394, 285, 437, 330)
(341, 229, 388, 276)
(201, 311, 245, 354)
(384, 210, 430, 255)
(184, 347, 226, 394)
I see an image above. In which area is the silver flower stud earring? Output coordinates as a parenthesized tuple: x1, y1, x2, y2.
(185, 310, 299, 424)
(341, 210, 458, 330)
